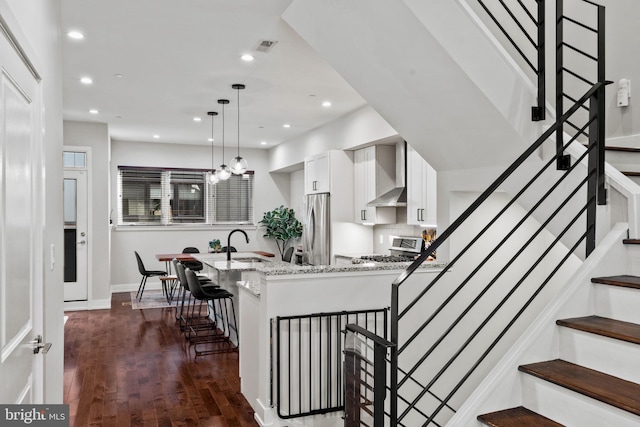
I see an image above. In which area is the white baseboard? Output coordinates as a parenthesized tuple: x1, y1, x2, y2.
(64, 298, 111, 312)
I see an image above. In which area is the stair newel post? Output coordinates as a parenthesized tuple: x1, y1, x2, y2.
(390, 283, 399, 426)
(586, 90, 598, 257)
(555, 0, 569, 170)
(533, 0, 546, 121)
(596, 5, 607, 206)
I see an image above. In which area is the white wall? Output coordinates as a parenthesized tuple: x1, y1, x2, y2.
(64, 121, 111, 304)
(3, 0, 65, 403)
(110, 140, 289, 289)
(268, 105, 398, 172)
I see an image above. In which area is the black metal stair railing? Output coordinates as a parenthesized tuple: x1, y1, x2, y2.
(556, 0, 606, 204)
(476, 0, 546, 120)
(389, 80, 607, 426)
(343, 324, 395, 427)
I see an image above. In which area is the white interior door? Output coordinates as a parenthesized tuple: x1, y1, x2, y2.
(63, 168, 88, 301)
(0, 18, 45, 403)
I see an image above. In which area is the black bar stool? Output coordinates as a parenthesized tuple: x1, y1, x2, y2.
(185, 268, 238, 357)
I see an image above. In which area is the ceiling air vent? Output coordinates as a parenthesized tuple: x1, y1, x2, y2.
(255, 40, 278, 53)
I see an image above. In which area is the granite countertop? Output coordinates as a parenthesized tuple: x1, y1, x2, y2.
(194, 252, 447, 276)
(237, 280, 260, 297)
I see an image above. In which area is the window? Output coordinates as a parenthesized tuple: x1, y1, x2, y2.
(117, 166, 254, 226)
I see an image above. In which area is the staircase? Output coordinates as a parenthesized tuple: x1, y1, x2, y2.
(477, 242, 640, 426)
(602, 146, 640, 184)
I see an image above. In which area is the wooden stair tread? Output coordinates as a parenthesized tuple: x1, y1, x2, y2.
(623, 238, 640, 245)
(622, 171, 640, 177)
(519, 359, 640, 416)
(605, 146, 640, 153)
(591, 275, 640, 289)
(477, 406, 564, 426)
(581, 144, 640, 153)
(557, 315, 640, 345)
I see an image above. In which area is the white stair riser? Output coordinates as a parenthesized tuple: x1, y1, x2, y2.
(593, 284, 640, 324)
(521, 374, 640, 426)
(605, 151, 640, 173)
(558, 328, 640, 384)
(625, 245, 640, 277)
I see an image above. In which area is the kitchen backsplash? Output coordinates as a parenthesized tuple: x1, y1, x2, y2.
(372, 208, 426, 253)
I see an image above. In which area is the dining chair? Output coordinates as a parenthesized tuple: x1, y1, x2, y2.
(181, 246, 204, 272)
(134, 251, 167, 301)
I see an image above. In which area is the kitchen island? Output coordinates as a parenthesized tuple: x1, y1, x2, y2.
(193, 252, 447, 427)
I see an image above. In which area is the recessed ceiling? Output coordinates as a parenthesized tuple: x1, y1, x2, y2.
(61, 0, 367, 148)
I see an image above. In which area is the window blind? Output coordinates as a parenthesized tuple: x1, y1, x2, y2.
(118, 166, 254, 226)
(208, 172, 254, 224)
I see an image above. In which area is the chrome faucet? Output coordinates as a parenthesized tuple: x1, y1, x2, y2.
(227, 229, 249, 261)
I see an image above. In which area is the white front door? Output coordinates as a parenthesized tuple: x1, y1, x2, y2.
(64, 168, 89, 301)
(0, 16, 45, 403)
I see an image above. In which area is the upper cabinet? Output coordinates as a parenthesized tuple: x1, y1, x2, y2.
(304, 152, 330, 194)
(353, 145, 396, 225)
(407, 144, 437, 226)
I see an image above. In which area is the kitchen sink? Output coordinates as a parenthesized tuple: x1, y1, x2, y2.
(231, 257, 267, 263)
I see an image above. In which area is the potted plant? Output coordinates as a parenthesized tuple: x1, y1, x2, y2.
(258, 205, 303, 260)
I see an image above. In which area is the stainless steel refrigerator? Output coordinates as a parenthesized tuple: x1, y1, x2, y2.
(302, 193, 330, 265)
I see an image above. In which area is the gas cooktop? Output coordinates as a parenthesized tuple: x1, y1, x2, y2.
(358, 254, 416, 263)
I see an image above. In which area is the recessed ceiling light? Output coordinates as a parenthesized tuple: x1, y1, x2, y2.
(241, 54, 254, 62)
(260, 141, 267, 145)
(153, 135, 160, 139)
(67, 31, 84, 40)
(114, 73, 124, 78)
(283, 124, 291, 128)
(80, 77, 93, 85)
(89, 109, 99, 114)
(322, 101, 332, 107)
(193, 117, 202, 122)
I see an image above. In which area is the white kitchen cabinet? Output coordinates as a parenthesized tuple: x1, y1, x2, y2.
(304, 152, 330, 194)
(407, 144, 437, 226)
(354, 145, 396, 224)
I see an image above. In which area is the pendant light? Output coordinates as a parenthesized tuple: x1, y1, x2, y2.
(216, 99, 231, 181)
(207, 111, 219, 184)
(230, 83, 248, 175)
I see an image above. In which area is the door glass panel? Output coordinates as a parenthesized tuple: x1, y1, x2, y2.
(63, 178, 77, 282)
(64, 179, 77, 223)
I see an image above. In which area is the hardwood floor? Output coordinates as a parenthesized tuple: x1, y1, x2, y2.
(64, 292, 258, 427)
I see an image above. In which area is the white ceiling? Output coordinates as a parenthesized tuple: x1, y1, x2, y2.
(61, 0, 367, 150)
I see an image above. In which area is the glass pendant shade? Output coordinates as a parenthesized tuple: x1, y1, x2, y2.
(217, 99, 231, 181)
(230, 83, 247, 174)
(229, 156, 248, 175)
(208, 170, 220, 184)
(217, 165, 231, 181)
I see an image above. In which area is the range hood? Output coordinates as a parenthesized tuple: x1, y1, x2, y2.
(367, 141, 407, 207)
